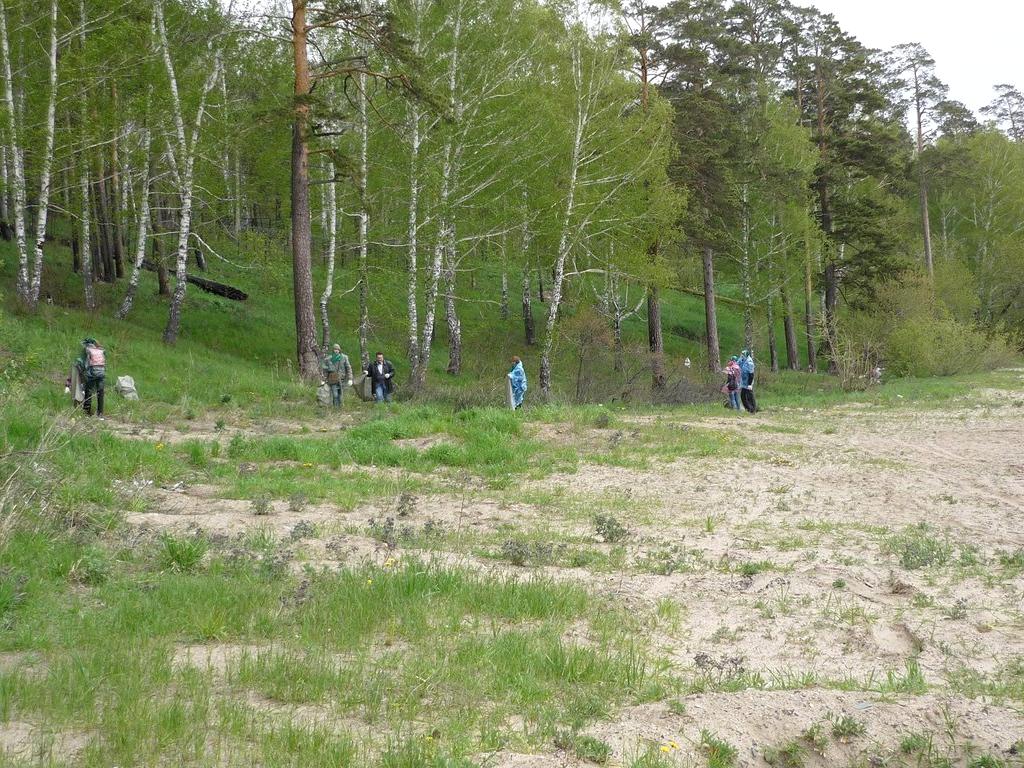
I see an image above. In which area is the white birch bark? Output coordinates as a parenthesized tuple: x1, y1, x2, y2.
(156, 0, 222, 343)
(30, 0, 59, 306)
(117, 123, 152, 319)
(319, 160, 337, 350)
(405, 0, 424, 376)
(77, 0, 95, 310)
(538, 34, 586, 396)
(356, 0, 370, 369)
(0, 0, 28, 305)
(741, 183, 753, 350)
(441, 5, 464, 376)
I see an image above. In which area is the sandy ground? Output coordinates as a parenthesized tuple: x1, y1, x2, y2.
(10, 390, 1024, 766)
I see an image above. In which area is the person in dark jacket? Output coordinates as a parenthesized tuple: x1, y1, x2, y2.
(364, 352, 395, 403)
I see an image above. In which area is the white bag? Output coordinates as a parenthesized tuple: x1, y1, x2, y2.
(316, 382, 332, 406)
(115, 375, 139, 400)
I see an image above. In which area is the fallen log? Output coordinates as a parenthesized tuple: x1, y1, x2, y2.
(141, 260, 247, 301)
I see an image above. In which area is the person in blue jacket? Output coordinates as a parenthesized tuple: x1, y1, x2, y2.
(508, 356, 527, 409)
(739, 350, 757, 413)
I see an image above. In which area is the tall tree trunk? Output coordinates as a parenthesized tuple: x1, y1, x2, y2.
(539, 51, 585, 396)
(79, 158, 95, 310)
(522, 269, 535, 346)
(803, 226, 817, 373)
(414, 239, 443, 390)
(29, 0, 58, 307)
(110, 87, 124, 279)
(405, 84, 421, 374)
(780, 282, 800, 371)
(0, 0, 28, 306)
(444, 246, 461, 375)
(741, 184, 753, 350)
(0, 145, 9, 240)
(319, 160, 337, 351)
(500, 268, 509, 321)
(702, 245, 720, 373)
(355, 0, 370, 370)
(96, 167, 116, 282)
(913, 70, 934, 277)
(767, 299, 779, 373)
(158, 0, 221, 344)
(647, 280, 665, 387)
(288, 0, 318, 372)
(118, 124, 152, 319)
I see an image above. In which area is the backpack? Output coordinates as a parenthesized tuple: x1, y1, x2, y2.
(85, 345, 105, 376)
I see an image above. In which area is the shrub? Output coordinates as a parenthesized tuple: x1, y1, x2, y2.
(251, 495, 273, 516)
(594, 514, 627, 543)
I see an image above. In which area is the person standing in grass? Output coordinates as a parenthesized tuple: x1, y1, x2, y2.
(739, 349, 757, 413)
(508, 356, 527, 409)
(365, 351, 395, 403)
(724, 356, 741, 410)
(321, 344, 353, 407)
(76, 337, 107, 419)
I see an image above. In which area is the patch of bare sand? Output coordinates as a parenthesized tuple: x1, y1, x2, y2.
(583, 691, 1024, 767)
(0, 721, 91, 763)
(104, 415, 355, 446)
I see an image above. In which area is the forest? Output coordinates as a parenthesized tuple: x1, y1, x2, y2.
(1, 0, 1023, 395)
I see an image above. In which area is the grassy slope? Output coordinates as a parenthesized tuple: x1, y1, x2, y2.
(0, 233, 772, 413)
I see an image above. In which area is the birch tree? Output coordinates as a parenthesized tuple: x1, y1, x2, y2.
(156, 0, 223, 344)
(0, 0, 27, 306)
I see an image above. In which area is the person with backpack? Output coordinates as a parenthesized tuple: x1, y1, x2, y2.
(76, 337, 106, 419)
(320, 344, 353, 407)
(723, 356, 742, 410)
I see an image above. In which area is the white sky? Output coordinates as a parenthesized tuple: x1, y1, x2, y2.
(802, 0, 1022, 115)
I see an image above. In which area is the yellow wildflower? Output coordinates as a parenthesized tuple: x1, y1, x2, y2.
(366, 579, 373, 585)
(669, 741, 679, 750)
(660, 745, 670, 753)
(155, 443, 165, 451)
(302, 462, 313, 468)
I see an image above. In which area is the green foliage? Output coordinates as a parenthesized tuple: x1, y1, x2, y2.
(593, 514, 627, 544)
(158, 533, 209, 573)
(700, 730, 738, 768)
(885, 524, 953, 570)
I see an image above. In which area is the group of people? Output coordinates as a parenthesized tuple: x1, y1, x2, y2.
(723, 350, 758, 413)
(320, 346, 395, 405)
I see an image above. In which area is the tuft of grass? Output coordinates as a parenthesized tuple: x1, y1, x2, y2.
(884, 524, 953, 569)
(701, 730, 738, 768)
(828, 713, 866, 742)
(251, 495, 273, 516)
(763, 739, 806, 768)
(158, 533, 208, 573)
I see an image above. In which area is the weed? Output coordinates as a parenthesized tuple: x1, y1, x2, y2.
(828, 713, 866, 742)
(943, 598, 968, 620)
(288, 492, 307, 513)
(700, 730, 738, 768)
(158, 532, 208, 572)
(396, 492, 417, 518)
(900, 732, 932, 754)
(832, 578, 846, 589)
(968, 757, 1005, 768)
(251, 495, 273, 516)
(289, 520, 318, 541)
(763, 739, 806, 768)
(885, 524, 953, 569)
(369, 517, 398, 547)
(572, 734, 612, 764)
(594, 514, 627, 543)
(801, 724, 828, 754)
(737, 560, 774, 577)
(667, 698, 686, 716)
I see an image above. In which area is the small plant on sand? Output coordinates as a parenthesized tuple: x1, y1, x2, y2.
(396, 492, 417, 518)
(288, 492, 307, 513)
(885, 524, 953, 569)
(700, 730, 737, 768)
(251, 495, 273, 516)
(369, 517, 398, 547)
(573, 734, 612, 764)
(969, 757, 1006, 768)
(899, 731, 932, 755)
(801, 724, 828, 754)
(763, 739, 806, 768)
(828, 713, 866, 743)
(594, 514, 627, 543)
